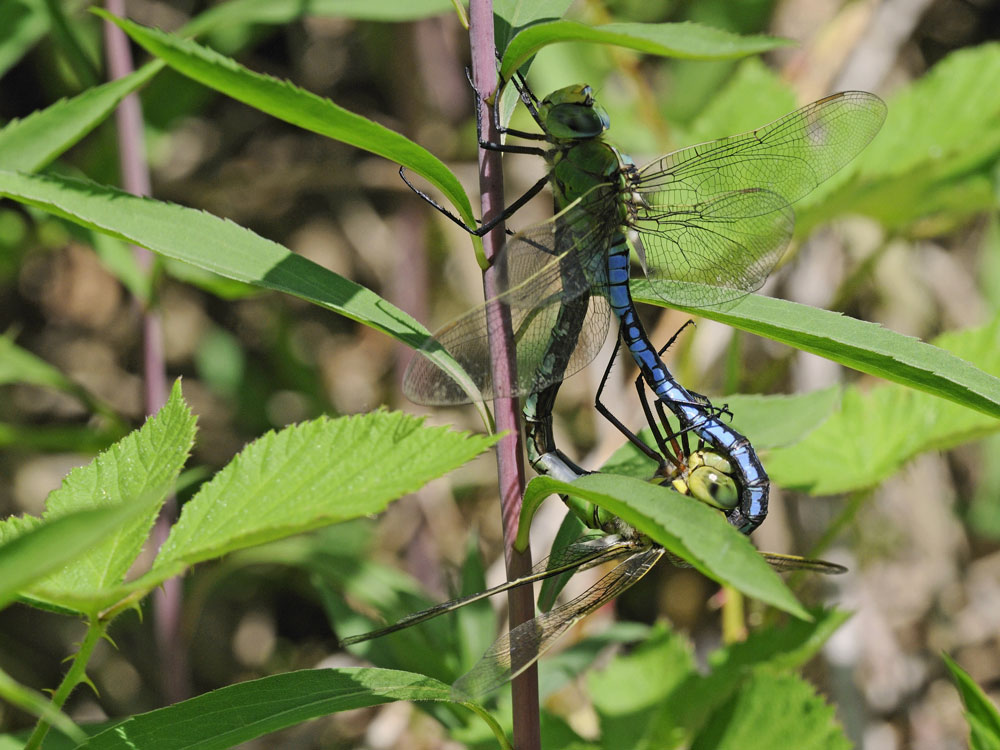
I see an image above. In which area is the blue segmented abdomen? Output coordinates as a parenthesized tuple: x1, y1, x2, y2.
(604, 236, 768, 532)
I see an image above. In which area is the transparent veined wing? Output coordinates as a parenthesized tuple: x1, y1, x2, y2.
(403, 193, 619, 405)
(450, 545, 664, 702)
(339, 534, 639, 647)
(760, 551, 847, 575)
(631, 91, 887, 308)
(628, 187, 794, 308)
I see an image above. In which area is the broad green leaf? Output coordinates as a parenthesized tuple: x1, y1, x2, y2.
(0, 0, 47, 79)
(767, 317, 1000, 494)
(153, 411, 497, 571)
(79, 669, 452, 750)
(537, 622, 651, 701)
(690, 670, 849, 750)
(521, 474, 809, 619)
(185, 0, 461, 36)
(97, 11, 476, 233)
(0, 63, 161, 173)
(676, 58, 796, 146)
(803, 43, 1000, 232)
(10, 380, 196, 614)
(0, 504, 151, 610)
(0, 666, 85, 744)
(942, 653, 1000, 750)
(637, 289, 1000, 420)
(588, 626, 696, 748)
(0, 170, 474, 395)
(500, 21, 791, 81)
(641, 609, 850, 747)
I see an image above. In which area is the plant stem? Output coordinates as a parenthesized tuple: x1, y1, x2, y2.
(102, 0, 188, 703)
(468, 2, 541, 748)
(24, 618, 108, 750)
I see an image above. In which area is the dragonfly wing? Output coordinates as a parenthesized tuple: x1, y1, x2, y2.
(403, 201, 617, 405)
(761, 551, 847, 575)
(630, 187, 794, 308)
(633, 91, 886, 307)
(450, 546, 664, 702)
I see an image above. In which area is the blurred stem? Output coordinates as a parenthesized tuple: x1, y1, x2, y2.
(721, 585, 747, 643)
(24, 618, 108, 750)
(103, 0, 187, 704)
(41, 0, 99, 88)
(468, 2, 540, 748)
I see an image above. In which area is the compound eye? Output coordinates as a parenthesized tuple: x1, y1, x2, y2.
(687, 453, 738, 510)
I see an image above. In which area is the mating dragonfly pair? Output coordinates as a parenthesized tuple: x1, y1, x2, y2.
(340, 75, 886, 701)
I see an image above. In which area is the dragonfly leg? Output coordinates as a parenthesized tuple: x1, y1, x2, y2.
(593, 331, 672, 471)
(399, 167, 548, 238)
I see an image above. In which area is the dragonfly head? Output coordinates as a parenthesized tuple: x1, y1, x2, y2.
(672, 450, 739, 512)
(539, 85, 610, 140)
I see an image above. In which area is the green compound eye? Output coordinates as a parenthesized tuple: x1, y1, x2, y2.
(686, 452, 738, 511)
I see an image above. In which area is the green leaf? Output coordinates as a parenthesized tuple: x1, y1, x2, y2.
(0, 63, 161, 173)
(767, 317, 1000, 494)
(0, 505, 152, 611)
(588, 626, 696, 748)
(153, 411, 497, 571)
(6, 381, 196, 614)
(638, 289, 1000, 420)
(0, 0, 47, 79)
(185, 0, 461, 35)
(521, 474, 809, 619)
(639, 609, 849, 747)
(500, 20, 791, 80)
(0, 170, 475, 390)
(0, 666, 85, 744)
(97, 11, 475, 232)
(79, 668, 452, 749)
(690, 670, 849, 750)
(803, 43, 1000, 232)
(943, 653, 1000, 750)
(0, 334, 79, 391)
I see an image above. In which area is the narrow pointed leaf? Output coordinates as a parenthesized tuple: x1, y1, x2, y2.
(0, 170, 473, 396)
(501, 20, 791, 80)
(184, 0, 461, 35)
(637, 289, 1000, 420)
(0, 505, 151, 611)
(96, 11, 475, 232)
(521, 473, 809, 619)
(79, 669, 452, 750)
(943, 653, 1000, 750)
(0, 62, 161, 173)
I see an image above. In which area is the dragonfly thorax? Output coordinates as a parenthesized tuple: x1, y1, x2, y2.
(538, 84, 610, 140)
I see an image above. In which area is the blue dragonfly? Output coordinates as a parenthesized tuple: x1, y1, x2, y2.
(343, 342, 846, 700)
(403, 80, 886, 534)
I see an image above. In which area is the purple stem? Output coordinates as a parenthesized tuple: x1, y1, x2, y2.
(468, 2, 541, 748)
(103, 0, 188, 704)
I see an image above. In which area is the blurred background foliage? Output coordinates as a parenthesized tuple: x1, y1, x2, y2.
(1, 0, 1000, 747)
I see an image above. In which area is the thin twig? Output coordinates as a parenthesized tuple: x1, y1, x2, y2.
(102, 0, 188, 704)
(468, 2, 541, 748)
